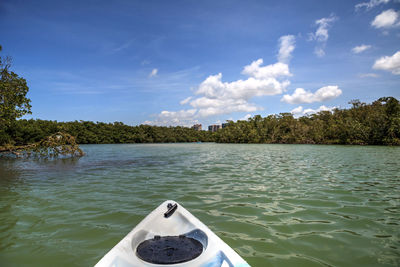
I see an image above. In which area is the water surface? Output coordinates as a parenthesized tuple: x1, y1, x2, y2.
(0, 144, 399, 266)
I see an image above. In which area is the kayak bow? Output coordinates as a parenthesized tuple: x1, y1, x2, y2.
(95, 200, 250, 267)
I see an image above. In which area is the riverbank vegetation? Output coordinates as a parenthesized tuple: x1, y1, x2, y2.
(0, 96, 398, 147)
(2, 121, 214, 145)
(216, 97, 400, 145)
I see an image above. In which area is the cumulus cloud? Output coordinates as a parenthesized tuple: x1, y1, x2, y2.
(371, 9, 400, 29)
(291, 105, 336, 116)
(309, 14, 338, 57)
(355, 0, 390, 11)
(290, 106, 304, 115)
(146, 34, 341, 126)
(149, 68, 158, 78)
(191, 97, 259, 118)
(281, 86, 342, 104)
(352, 44, 372, 53)
(373, 50, 400, 75)
(190, 59, 291, 117)
(145, 36, 294, 126)
(144, 109, 198, 126)
(278, 35, 296, 63)
(194, 61, 290, 100)
(241, 59, 291, 79)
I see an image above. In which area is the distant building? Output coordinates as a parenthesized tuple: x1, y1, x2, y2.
(208, 124, 221, 132)
(191, 124, 202, 131)
(222, 123, 229, 129)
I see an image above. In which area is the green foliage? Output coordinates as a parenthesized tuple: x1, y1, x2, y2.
(215, 97, 400, 145)
(6, 120, 214, 145)
(0, 45, 32, 144)
(3, 96, 398, 146)
(0, 71, 31, 125)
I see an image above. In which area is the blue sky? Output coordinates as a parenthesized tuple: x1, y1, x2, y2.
(1, 0, 399, 128)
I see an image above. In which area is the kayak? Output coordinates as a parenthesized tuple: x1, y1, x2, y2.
(95, 200, 250, 267)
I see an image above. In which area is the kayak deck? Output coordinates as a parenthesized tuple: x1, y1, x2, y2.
(95, 200, 250, 267)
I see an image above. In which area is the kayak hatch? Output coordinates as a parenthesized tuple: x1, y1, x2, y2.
(95, 200, 250, 267)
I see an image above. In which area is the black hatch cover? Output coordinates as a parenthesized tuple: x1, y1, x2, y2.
(136, 235, 203, 264)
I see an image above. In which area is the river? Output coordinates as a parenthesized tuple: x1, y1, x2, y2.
(0, 143, 399, 266)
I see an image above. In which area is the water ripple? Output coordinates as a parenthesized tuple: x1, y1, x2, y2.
(0, 144, 399, 267)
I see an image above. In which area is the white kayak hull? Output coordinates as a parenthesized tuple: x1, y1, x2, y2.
(95, 200, 250, 267)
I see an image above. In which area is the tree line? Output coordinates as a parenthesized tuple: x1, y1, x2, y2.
(216, 97, 400, 145)
(2, 120, 215, 145)
(1, 96, 398, 146)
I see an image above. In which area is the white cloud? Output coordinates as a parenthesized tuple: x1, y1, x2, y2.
(278, 35, 296, 63)
(309, 15, 338, 57)
(304, 105, 336, 115)
(290, 106, 304, 115)
(145, 36, 294, 126)
(180, 96, 192, 105)
(373, 50, 400, 75)
(352, 44, 372, 53)
(281, 86, 342, 104)
(358, 73, 380, 78)
(190, 59, 291, 117)
(149, 68, 158, 78)
(241, 59, 291, 79)
(145, 109, 198, 126)
(314, 48, 326, 57)
(146, 33, 343, 126)
(291, 105, 336, 116)
(355, 0, 390, 11)
(239, 114, 252, 121)
(311, 16, 337, 42)
(283, 88, 314, 104)
(371, 9, 400, 29)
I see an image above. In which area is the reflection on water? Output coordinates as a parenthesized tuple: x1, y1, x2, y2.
(0, 144, 399, 267)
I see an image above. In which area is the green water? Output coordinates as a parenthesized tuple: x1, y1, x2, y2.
(0, 144, 399, 267)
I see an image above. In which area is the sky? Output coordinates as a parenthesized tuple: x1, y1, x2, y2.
(1, 0, 399, 128)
